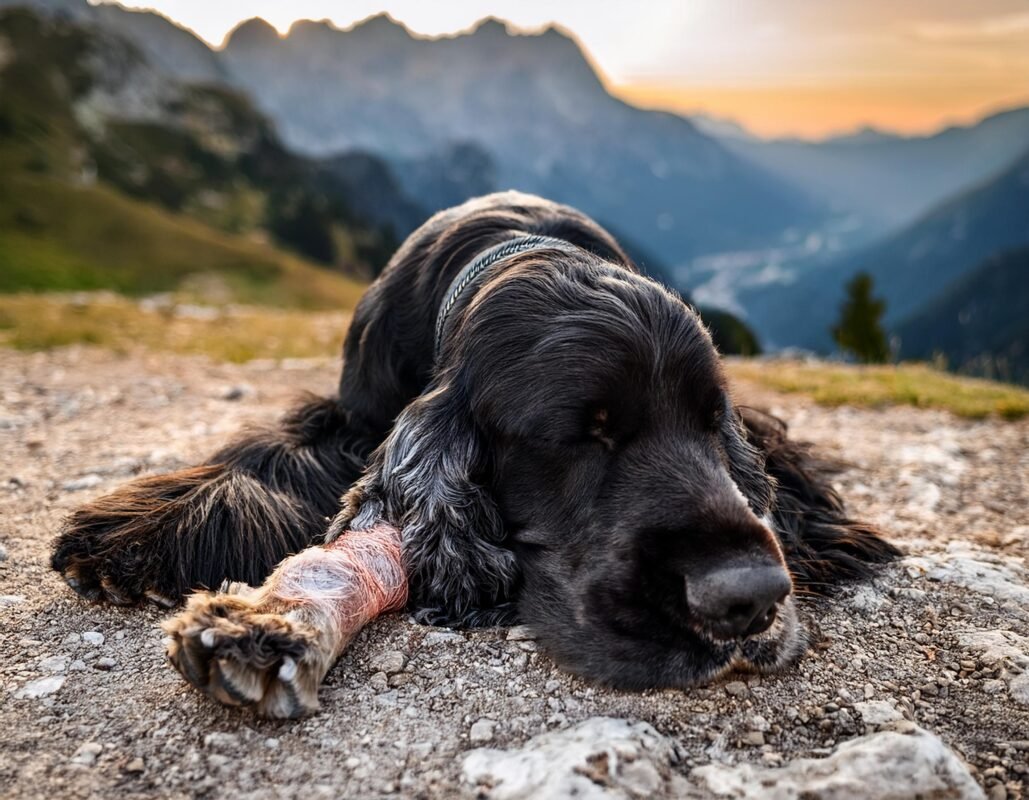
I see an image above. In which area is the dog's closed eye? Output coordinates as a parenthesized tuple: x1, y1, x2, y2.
(589, 408, 616, 450)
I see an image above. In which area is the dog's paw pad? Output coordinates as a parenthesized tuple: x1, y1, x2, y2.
(163, 594, 322, 718)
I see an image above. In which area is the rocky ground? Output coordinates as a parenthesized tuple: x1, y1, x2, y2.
(1, 347, 1027, 799)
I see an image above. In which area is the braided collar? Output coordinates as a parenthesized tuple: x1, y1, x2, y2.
(433, 234, 578, 358)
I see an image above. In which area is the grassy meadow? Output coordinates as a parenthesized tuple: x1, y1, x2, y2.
(2, 292, 1027, 420)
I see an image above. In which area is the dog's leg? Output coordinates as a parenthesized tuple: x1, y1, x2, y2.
(52, 395, 368, 606)
(163, 523, 407, 718)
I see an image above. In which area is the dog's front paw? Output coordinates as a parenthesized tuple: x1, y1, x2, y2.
(52, 522, 178, 608)
(163, 591, 330, 718)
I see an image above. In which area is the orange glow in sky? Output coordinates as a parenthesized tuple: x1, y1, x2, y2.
(614, 81, 1029, 140)
(103, 0, 1029, 139)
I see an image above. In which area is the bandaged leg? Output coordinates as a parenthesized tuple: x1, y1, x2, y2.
(163, 523, 407, 718)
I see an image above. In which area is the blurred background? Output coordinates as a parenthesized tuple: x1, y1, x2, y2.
(0, 0, 1026, 390)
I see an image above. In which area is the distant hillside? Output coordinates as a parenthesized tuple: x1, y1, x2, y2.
(0, 8, 410, 292)
(718, 106, 1029, 232)
(896, 248, 1029, 385)
(739, 149, 1029, 351)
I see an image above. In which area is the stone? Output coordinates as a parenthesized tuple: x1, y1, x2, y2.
(62, 474, 104, 491)
(1009, 671, 1029, 707)
(470, 719, 497, 745)
(0, 595, 25, 605)
(462, 717, 690, 799)
(125, 758, 145, 773)
(423, 631, 465, 645)
(370, 650, 407, 674)
(905, 549, 1029, 607)
(71, 742, 102, 766)
(692, 725, 984, 800)
(39, 655, 69, 674)
(203, 732, 240, 750)
(506, 625, 536, 641)
(853, 700, 904, 728)
(15, 676, 65, 699)
(724, 681, 748, 697)
(94, 657, 117, 671)
(81, 631, 105, 646)
(220, 384, 254, 401)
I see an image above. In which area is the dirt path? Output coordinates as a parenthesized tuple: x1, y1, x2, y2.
(1, 348, 1027, 799)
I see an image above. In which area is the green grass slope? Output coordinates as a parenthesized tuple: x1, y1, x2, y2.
(0, 7, 398, 301)
(0, 175, 366, 309)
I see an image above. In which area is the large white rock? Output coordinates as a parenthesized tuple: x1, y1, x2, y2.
(956, 629, 1029, 707)
(692, 726, 984, 800)
(462, 718, 984, 800)
(905, 546, 1029, 607)
(462, 717, 690, 799)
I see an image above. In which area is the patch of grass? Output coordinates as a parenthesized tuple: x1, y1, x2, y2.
(726, 359, 1029, 420)
(0, 176, 367, 310)
(0, 293, 348, 363)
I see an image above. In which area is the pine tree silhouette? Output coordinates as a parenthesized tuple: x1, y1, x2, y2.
(832, 272, 890, 363)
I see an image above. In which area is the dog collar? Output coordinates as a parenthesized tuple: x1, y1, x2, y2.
(434, 234, 579, 358)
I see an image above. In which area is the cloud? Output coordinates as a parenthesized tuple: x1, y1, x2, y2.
(911, 11, 1029, 42)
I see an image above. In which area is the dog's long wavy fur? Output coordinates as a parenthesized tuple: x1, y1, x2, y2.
(51, 192, 899, 612)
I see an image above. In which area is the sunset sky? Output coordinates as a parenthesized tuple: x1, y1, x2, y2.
(103, 0, 1029, 139)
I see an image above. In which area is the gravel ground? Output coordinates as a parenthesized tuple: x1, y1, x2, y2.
(1, 347, 1027, 799)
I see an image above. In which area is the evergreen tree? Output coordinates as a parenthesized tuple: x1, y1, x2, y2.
(831, 272, 890, 363)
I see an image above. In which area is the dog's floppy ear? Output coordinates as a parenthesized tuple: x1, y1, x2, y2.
(331, 379, 518, 627)
(720, 404, 777, 517)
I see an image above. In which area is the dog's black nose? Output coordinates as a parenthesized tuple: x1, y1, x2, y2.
(686, 564, 791, 639)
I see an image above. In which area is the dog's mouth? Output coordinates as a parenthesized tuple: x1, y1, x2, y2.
(688, 596, 810, 675)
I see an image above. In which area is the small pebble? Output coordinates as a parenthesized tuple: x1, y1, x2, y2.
(82, 632, 104, 646)
(741, 731, 765, 746)
(724, 681, 748, 697)
(39, 655, 69, 674)
(71, 742, 102, 766)
(370, 651, 407, 674)
(94, 657, 117, 671)
(124, 758, 145, 774)
(470, 719, 496, 745)
(423, 631, 464, 646)
(220, 384, 254, 401)
(506, 625, 536, 641)
(62, 474, 104, 492)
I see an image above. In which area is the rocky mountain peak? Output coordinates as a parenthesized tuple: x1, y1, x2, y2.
(223, 16, 279, 50)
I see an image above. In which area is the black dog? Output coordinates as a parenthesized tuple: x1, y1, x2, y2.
(52, 191, 898, 701)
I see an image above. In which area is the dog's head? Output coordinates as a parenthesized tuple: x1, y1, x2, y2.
(342, 247, 807, 687)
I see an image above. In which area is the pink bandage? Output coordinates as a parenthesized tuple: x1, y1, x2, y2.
(270, 523, 408, 638)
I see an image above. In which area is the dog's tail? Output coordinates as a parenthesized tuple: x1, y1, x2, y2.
(739, 407, 901, 593)
(51, 395, 373, 605)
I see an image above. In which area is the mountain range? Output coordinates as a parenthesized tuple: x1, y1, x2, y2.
(0, 0, 824, 265)
(717, 107, 1029, 234)
(738, 148, 1029, 363)
(2, 0, 1027, 381)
